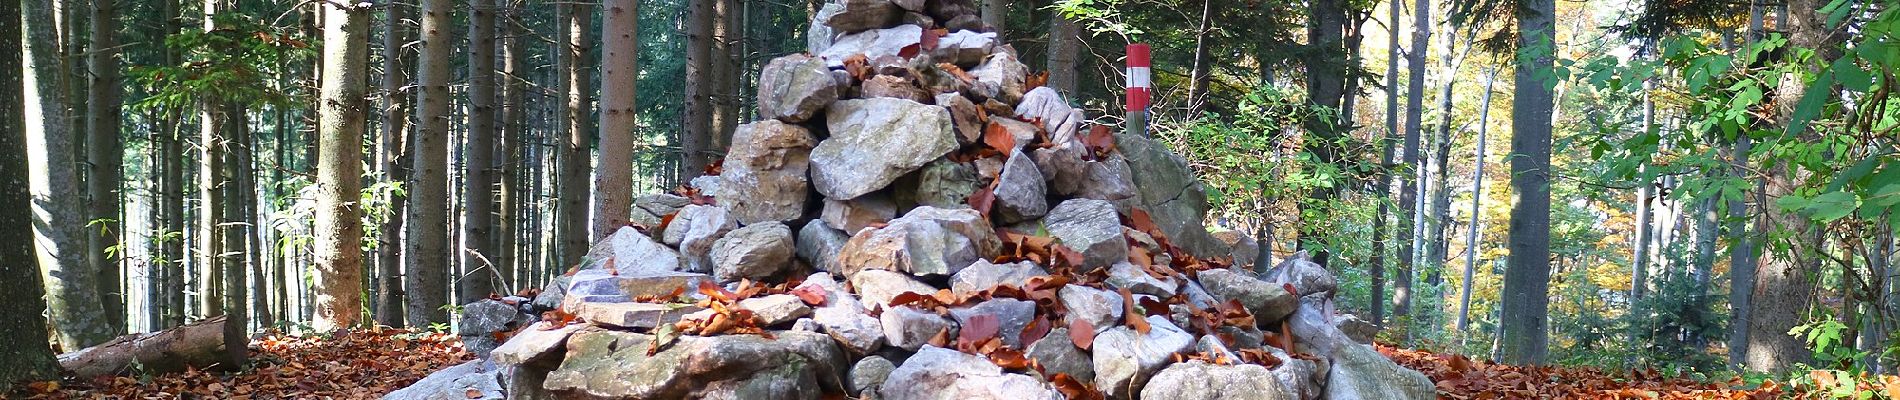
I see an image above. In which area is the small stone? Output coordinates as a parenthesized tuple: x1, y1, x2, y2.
(879, 346, 1064, 400)
(582, 226, 688, 275)
(1335, 314, 1378, 345)
(813, 305, 886, 355)
(662, 205, 737, 273)
(1105, 262, 1180, 298)
(1139, 361, 1292, 400)
(990, 151, 1048, 225)
(823, 193, 897, 233)
(739, 294, 814, 327)
(948, 298, 1037, 348)
(1210, 228, 1261, 272)
(891, 159, 981, 210)
(937, 93, 984, 145)
(820, 0, 900, 33)
(631, 194, 690, 229)
(457, 300, 532, 357)
(710, 222, 797, 282)
(949, 260, 1047, 297)
(569, 302, 703, 330)
(383, 360, 505, 400)
(968, 52, 1028, 104)
(560, 269, 713, 309)
(493, 321, 582, 366)
(1057, 285, 1122, 334)
(797, 221, 852, 273)
(1044, 199, 1128, 271)
(837, 206, 999, 278)
(849, 269, 936, 312)
(1197, 268, 1298, 324)
(850, 356, 898, 395)
(1025, 328, 1093, 385)
(880, 305, 957, 351)
(1090, 316, 1196, 398)
(1265, 251, 1338, 297)
(861, 74, 933, 103)
(813, 98, 958, 200)
(1115, 133, 1224, 257)
(932, 30, 998, 65)
(1323, 344, 1436, 400)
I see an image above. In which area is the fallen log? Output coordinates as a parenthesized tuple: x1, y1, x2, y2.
(57, 316, 236, 379)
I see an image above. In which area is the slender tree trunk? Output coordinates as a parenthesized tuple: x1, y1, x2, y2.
(497, 3, 522, 291)
(218, 104, 248, 367)
(1185, 0, 1213, 115)
(710, 0, 735, 155)
(26, 0, 113, 351)
(1726, 134, 1756, 366)
(1456, 67, 1497, 335)
(1372, 0, 1400, 328)
(406, 0, 454, 327)
(682, 0, 715, 180)
(0, 0, 64, 384)
(376, 0, 412, 327)
(462, 0, 499, 303)
(160, 0, 185, 328)
(1495, 0, 1555, 365)
(982, 0, 1005, 35)
(1395, 0, 1429, 319)
(596, 0, 640, 239)
(556, 1, 594, 267)
(1046, 11, 1079, 95)
(1426, 24, 1457, 286)
(313, 0, 370, 333)
(87, 0, 126, 335)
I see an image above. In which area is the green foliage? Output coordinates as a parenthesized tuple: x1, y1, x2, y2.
(129, 12, 314, 112)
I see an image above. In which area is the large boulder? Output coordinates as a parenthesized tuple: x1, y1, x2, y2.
(850, 356, 898, 396)
(560, 269, 715, 311)
(1115, 133, 1223, 258)
(1265, 251, 1338, 298)
(1057, 285, 1122, 334)
(880, 305, 957, 351)
(720, 121, 817, 224)
(812, 98, 957, 200)
(757, 55, 842, 123)
(544, 329, 846, 400)
(1139, 361, 1292, 400)
(932, 30, 998, 65)
(1105, 261, 1180, 298)
(710, 221, 797, 282)
(567, 302, 703, 330)
(1024, 328, 1093, 385)
(1323, 344, 1436, 400)
(879, 346, 1064, 400)
(1044, 199, 1129, 271)
(584, 226, 688, 274)
(836, 206, 1000, 277)
(1209, 228, 1261, 272)
(630, 194, 691, 230)
(848, 269, 935, 311)
(382, 359, 505, 400)
(1197, 268, 1298, 324)
(457, 300, 533, 358)
(492, 322, 583, 367)
(1091, 315, 1196, 398)
(738, 294, 814, 327)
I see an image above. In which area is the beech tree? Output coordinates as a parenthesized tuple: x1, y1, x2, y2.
(312, 0, 369, 333)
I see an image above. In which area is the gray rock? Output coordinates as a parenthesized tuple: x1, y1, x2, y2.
(559, 270, 715, 311)
(862, 74, 934, 103)
(711, 222, 797, 282)
(1013, 87, 1079, 139)
(949, 260, 1048, 296)
(382, 359, 504, 400)
(1285, 302, 1355, 358)
(457, 300, 533, 358)
(492, 322, 582, 366)
(890, 0, 924, 11)
(991, 151, 1048, 224)
(630, 194, 691, 229)
(1323, 343, 1436, 400)
(1265, 251, 1338, 297)
(759, 55, 843, 123)
(544, 329, 845, 400)
(1193, 335, 1236, 363)
(948, 298, 1038, 348)
(569, 302, 703, 330)
(820, 25, 922, 67)
(1335, 313, 1378, 345)
(797, 221, 852, 273)
(1269, 346, 1325, 400)
(740, 294, 815, 327)
(813, 305, 886, 355)
(849, 269, 936, 311)
(583, 226, 688, 274)
(989, 117, 1041, 153)
(837, 206, 999, 277)
(1025, 328, 1093, 385)
(932, 30, 998, 65)
(819, 0, 900, 33)
(879, 346, 1064, 400)
(823, 193, 897, 233)
(807, 2, 843, 53)
(692, 174, 728, 199)
(813, 98, 957, 200)
(1197, 268, 1297, 324)
(1057, 284, 1122, 334)
(880, 305, 957, 351)
(1091, 315, 1196, 398)
(1115, 133, 1223, 258)
(1045, 199, 1128, 270)
(968, 52, 1028, 104)
(850, 356, 898, 395)
(531, 276, 570, 312)
(1179, 279, 1218, 309)
(1105, 262, 1180, 298)
(1210, 228, 1261, 272)
(662, 205, 738, 273)
(892, 158, 981, 211)
(721, 121, 818, 224)
(937, 93, 984, 145)
(1139, 361, 1292, 400)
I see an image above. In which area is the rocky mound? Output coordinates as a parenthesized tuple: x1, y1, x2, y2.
(385, 0, 1436, 399)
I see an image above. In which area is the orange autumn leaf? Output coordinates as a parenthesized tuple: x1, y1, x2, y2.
(1068, 319, 1095, 350)
(1118, 287, 1150, 335)
(983, 121, 1018, 157)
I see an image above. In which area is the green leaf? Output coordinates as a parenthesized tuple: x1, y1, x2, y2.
(1804, 191, 1859, 222)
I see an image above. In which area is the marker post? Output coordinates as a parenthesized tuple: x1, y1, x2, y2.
(1125, 43, 1152, 137)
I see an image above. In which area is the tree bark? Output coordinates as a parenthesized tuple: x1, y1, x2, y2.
(682, 0, 716, 180)
(87, 0, 126, 335)
(1046, 11, 1079, 95)
(1186, 0, 1213, 115)
(406, 0, 454, 327)
(710, 0, 736, 155)
(983, 0, 1005, 35)
(596, 0, 641, 239)
(556, 1, 594, 268)
(1395, 0, 1429, 319)
(462, 0, 499, 303)
(377, 0, 413, 328)
(1372, 0, 1400, 328)
(1456, 67, 1496, 335)
(1726, 134, 1756, 367)
(497, 2, 523, 290)
(1495, 0, 1555, 365)
(26, 0, 114, 351)
(0, 0, 65, 382)
(313, 0, 370, 333)
(57, 316, 234, 379)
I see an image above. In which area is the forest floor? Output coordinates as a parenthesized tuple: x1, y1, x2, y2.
(0, 331, 1831, 399)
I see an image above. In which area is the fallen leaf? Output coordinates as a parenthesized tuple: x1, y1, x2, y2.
(1069, 319, 1095, 350)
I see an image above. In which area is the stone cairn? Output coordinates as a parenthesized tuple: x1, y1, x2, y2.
(386, 1, 1437, 399)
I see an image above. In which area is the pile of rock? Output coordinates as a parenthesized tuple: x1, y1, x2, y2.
(384, 0, 1436, 399)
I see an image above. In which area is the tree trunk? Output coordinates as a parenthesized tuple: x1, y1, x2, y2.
(57, 316, 234, 379)
(1045, 11, 1079, 95)
(462, 0, 499, 303)
(1632, 67, 1655, 301)
(982, 0, 1005, 35)
(314, 0, 369, 333)
(710, 0, 736, 155)
(26, 0, 114, 351)
(1395, 0, 1430, 319)
(1495, 0, 1555, 365)
(377, 0, 413, 327)
(0, 0, 65, 382)
(1425, 24, 1457, 285)
(1726, 134, 1756, 367)
(87, 0, 126, 335)
(556, 1, 594, 268)
(596, 0, 641, 239)
(682, 0, 715, 181)
(1185, 0, 1213, 115)
(1456, 67, 1497, 335)
(497, 3, 522, 291)
(406, 0, 454, 327)
(1372, 0, 1400, 328)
